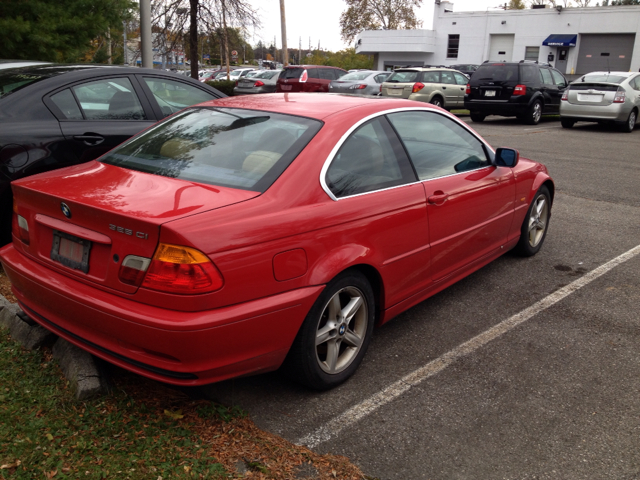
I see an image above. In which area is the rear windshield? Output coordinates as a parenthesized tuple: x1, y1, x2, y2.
(0, 71, 48, 98)
(100, 107, 322, 192)
(472, 64, 519, 83)
(580, 74, 628, 84)
(386, 71, 420, 83)
(339, 71, 372, 81)
(279, 68, 305, 79)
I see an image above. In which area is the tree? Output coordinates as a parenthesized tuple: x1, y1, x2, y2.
(302, 47, 374, 70)
(508, 0, 526, 8)
(0, 0, 135, 62)
(339, 0, 423, 45)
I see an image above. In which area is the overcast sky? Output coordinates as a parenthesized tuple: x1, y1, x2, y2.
(247, 0, 508, 52)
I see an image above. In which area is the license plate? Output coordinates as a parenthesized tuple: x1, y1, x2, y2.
(577, 93, 603, 103)
(280, 85, 292, 91)
(484, 90, 496, 97)
(50, 230, 91, 273)
(389, 89, 403, 96)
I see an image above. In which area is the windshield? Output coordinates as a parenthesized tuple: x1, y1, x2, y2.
(100, 107, 322, 193)
(0, 71, 48, 98)
(581, 73, 628, 84)
(386, 71, 419, 83)
(339, 71, 372, 81)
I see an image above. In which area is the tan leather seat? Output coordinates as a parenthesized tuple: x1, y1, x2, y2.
(242, 150, 282, 175)
(160, 138, 197, 159)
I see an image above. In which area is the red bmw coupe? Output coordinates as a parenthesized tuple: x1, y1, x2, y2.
(0, 94, 553, 390)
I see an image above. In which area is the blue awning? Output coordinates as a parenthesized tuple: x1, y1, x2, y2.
(542, 34, 577, 47)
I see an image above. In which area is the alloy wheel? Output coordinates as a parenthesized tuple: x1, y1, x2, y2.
(528, 194, 549, 248)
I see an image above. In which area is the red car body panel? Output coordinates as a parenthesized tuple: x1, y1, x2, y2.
(0, 93, 554, 386)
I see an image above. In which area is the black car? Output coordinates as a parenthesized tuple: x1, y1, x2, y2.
(449, 64, 478, 77)
(0, 64, 225, 245)
(464, 61, 568, 125)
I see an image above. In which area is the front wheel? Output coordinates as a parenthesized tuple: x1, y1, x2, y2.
(515, 185, 551, 257)
(524, 100, 543, 125)
(619, 109, 637, 133)
(283, 271, 375, 390)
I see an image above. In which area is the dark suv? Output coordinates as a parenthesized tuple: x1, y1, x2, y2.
(465, 61, 568, 124)
(276, 65, 347, 93)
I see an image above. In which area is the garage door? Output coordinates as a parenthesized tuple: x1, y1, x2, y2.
(488, 34, 515, 62)
(576, 34, 635, 74)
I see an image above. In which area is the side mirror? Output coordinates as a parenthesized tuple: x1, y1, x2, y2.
(495, 147, 519, 167)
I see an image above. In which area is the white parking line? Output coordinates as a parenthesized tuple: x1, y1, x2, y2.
(298, 244, 640, 448)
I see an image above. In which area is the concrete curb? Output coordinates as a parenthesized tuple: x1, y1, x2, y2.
(0, 295, 107, 400)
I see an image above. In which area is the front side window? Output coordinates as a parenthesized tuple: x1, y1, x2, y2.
(387, 111, 489, 181)
(100, 107, 322, 192)
(71, 77, 146, 120)
(550, 69, 567, 87)
(143, 77, 216, 118)
(326, 117, 416, 198)
(447, 35, 460, 59)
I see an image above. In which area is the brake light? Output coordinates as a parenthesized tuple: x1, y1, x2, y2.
(349, 84, 366, 90)
(412, 82, 425, 93)
(300, 70, 308, 83)
(561, 90, 568, 101)
(513, 85, 526, 96)
(466, 84, 471, 95)
(235, 80, 238, 87)
(614, 87, 626, 103)
(12, 198, 29, 245)
(141, 243, 224, 294)
(254, 80, 265, 87)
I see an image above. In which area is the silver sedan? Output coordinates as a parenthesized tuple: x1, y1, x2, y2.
(560, 71, 640, 132)
(328, 70, 391, 96)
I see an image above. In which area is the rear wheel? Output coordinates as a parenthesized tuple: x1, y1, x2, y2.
(470, 112, 486, 122)
(561, 118, 575, 129)
(283, 271, 375, 390)
(524, 100, 543, 125)
(515, 185, 551, 257)
(430, 96, 444, 108)
(619, 109, 637, 133)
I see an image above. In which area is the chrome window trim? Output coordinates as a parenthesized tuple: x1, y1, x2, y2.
(319, 107, 496, 202)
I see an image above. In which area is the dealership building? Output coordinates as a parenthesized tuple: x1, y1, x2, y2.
(355, 1, 640, 75)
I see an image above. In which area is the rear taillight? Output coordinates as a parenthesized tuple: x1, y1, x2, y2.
(412, 82, 425, 93)
(141, 243, 224, 294)
(614, 87, 626, 103)
(254, 80, 265, 87)
(513, 85, 526, 96)
(300, 70, 308, 83)
(12, 198, 29, 245)
(466, 84, 471, 95)
(561, 90, 568, 101)
(235, 81, 238, 87)
(349, 84, 366, 90)
(119, 255, 152, 287)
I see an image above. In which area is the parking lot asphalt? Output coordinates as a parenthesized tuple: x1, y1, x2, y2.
(199, 115, 640, 479)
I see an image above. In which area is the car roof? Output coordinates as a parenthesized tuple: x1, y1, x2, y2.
(393, 67, 461, 72)
(582, 71, 632, 77)
(201, 92, 436, 121)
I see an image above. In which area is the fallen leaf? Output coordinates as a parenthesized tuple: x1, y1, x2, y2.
(163, 409, 184, 420)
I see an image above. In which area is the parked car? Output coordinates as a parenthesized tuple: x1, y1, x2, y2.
(380, 67, 469, 110)
(276, 65, 348, 93)
(233, 69, 281, 95)
(449, 64, 479, 77)
(560, 71, 640, 132)
(328, 70, 391, 96)
(1, 93, 554, 390)
(0, 64, 225, 246)
(0, 60, 51, 70)
(465, 61, 568, 124)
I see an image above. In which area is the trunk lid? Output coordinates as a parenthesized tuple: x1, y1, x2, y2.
(566, 83, 619, 106)
(12, 161, 259, 294)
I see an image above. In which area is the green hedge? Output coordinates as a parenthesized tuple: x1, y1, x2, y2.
(205, 80, 236, 96)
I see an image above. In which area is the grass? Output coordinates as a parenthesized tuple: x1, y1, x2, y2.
(0, 268, 369, 479)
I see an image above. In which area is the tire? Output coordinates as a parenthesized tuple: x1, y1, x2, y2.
(560, 118, 575, 129)
(283, 270, 375, 390)
(524, 100, 543, 125)
(515, 185, 551, 257)
(470, 113, 486, 122)
(619, 109, 637, 133)
(430, 96, 444, 108)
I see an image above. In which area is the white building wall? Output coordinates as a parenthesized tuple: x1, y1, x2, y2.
(355, 2, 640, 74)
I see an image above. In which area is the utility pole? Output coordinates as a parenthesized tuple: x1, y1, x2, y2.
(140, 0, 153, 68)
(279, 0, 288, 66)
(298, 37, 301, 66)
(123, 21, 128, 65)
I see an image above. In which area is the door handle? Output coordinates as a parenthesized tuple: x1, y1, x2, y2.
(442, 87, 447, 89)
(73, 134, 105, 146)
(428, 192, 449, 205)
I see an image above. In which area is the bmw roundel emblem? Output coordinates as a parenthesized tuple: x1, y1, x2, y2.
(60, 202, 72, 218)
(339, 324, 346, 335)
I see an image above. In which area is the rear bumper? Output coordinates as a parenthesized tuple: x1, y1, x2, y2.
(464, 98, 529, 116)
(0, 244, 323, 386)
(560, 102, 631, 122)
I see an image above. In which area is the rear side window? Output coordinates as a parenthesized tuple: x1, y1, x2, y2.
(50, 89, 83, 120)
(326, 117, 416, 198)
(422, 71, 440, 83)
(440, 71, 455, 84)
(386, 71, 420, 83)
(318, 68, 335, 80)
(340, 71, 372, 81)
(472, 64, 519, 83)
(71, 77, 146, 120)
(520, 65, 539, 83)
(100, 107, 322, 193)
(539, 68, 553, 85)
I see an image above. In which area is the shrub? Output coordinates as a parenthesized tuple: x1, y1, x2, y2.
(205, 80, 236, 96)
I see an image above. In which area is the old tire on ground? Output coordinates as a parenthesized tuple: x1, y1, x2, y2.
(515, 185, 551, 257)
(283, 270, 375, 390)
